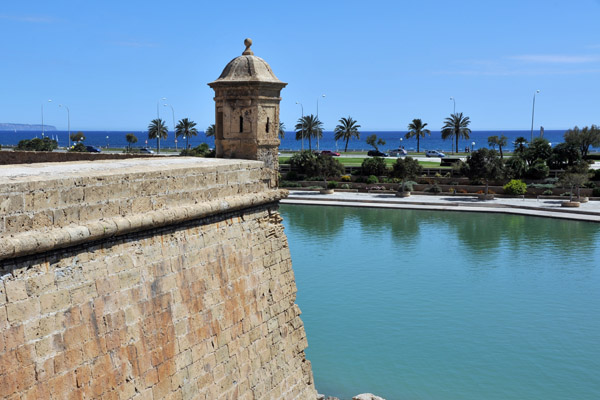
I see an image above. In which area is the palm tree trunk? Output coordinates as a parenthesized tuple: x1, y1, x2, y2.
(157, 137, 160, 154)
(345, 137, 349, 152)
(499, 146, 503, 159)
(417, 136, 420, 153)
(308, 135, 312, 151)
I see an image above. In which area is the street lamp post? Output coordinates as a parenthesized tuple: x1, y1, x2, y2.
(530, 90, 540, 142)
(155, 97, 166, 153)
(157, 97, 166, 120)
(296, 102, 304, 151)
(41, 99, 52, 136)
(59, 104, 70, 148)
(164, 103, 175, 150)
(450, 97, 456, 114)
(316, 94, 325, 151)
(471, 141, 475, 153)
(106, 136, 109, 149)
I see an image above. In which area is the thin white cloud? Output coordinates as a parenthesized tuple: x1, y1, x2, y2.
(508, 54, 600, 63)
(433, 68, 600, 76)
(0, 14, 57, 23)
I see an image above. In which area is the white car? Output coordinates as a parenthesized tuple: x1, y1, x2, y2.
(389, 148, 407, 157)
(425, 150, 446, 158)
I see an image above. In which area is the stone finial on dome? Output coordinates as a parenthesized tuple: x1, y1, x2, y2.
(242, 38, 253, 55)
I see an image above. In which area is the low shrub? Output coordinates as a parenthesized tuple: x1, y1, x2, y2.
(526, 159, 550, 180)
(279, 181, 302, 188)
(400, 180, 417, 192)
(340, 183, 351, 190)
(593, 169, 600, 181)
(560, 192, 573, 197)
(69, 142, 87, 152)
(290, 150, 344, 178)
(366, 175, 379, 184)
(426, 183, 442, 193)
(503, 179, 527, 196)
(340, 175, 352, 182)
(458, 188, 468, 194)
(584, 181, 596, 189)
(593, 187, 600, 197)
(285, 171, 300, 181)
(543, 189, 554, 195)
(361, 157, 388, 177)
(528, 183, 555, 189)
(327, 181, 338, 189)
(180, 143, 213, 157)
(17, 137, 58, 152)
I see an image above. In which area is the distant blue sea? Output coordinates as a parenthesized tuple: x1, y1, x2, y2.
(2, 129, 598, 153)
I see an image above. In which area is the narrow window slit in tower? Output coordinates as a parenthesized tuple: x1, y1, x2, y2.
(266, 118, 270, 133)
(239, 116, 243, 133)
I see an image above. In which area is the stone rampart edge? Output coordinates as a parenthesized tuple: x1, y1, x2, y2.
(0, 188, 289, 262)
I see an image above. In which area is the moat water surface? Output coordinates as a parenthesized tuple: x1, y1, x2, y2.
(280, 205, 600, 400)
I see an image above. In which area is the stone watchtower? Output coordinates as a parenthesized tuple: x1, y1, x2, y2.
(208, 39, 287, 171)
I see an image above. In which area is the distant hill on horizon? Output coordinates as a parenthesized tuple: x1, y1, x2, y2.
(0, 123, 56, 131)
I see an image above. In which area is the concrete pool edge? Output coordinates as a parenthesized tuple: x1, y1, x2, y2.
(281, 191, 600, 223)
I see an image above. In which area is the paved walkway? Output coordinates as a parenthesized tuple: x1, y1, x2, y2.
(282, 190, 600, 222)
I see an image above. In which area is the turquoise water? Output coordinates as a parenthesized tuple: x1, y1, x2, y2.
(281, 205, 600, 400)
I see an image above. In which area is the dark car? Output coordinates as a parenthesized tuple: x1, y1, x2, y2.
(321, 150, 341, 157)
(86, 145, 101, 153)
(367, 150, 389, 157)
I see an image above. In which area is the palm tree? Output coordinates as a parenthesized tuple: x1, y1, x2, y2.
(514, 136, 528, 154)
(441, 112, 471, 154)
(175, 118, 198, 150)
(295, 114, 323, 151)
(205, 124, 215, 137)
(125, 133, 138, 152)
(148, 118, 169, 153)
(405, 118, 430, 153)
(148, 118, 168, 153)
(279, 122, 286, 139)
(497, 134, 508, 159)
(334, 116, 361, 152)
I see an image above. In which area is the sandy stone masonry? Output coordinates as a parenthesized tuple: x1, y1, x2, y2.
(0, 158, 275, 256)
(0, 157, 317, 399)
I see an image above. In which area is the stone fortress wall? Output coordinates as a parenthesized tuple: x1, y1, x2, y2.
(0, 158, 317, 399)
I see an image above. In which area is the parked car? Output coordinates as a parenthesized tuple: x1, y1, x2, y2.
(425, 150, 446, 158)
(367, 150, 389, 157)
(140, 148, 155, 154)
(86, 145, 101, 153)
(389, 148, 407, 157)
(321, 150, 341, 157)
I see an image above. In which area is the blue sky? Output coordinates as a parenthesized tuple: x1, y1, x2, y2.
(1, 0, 599, 132)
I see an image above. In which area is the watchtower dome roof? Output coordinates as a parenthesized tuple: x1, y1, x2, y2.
(210, 38, 285, 85)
